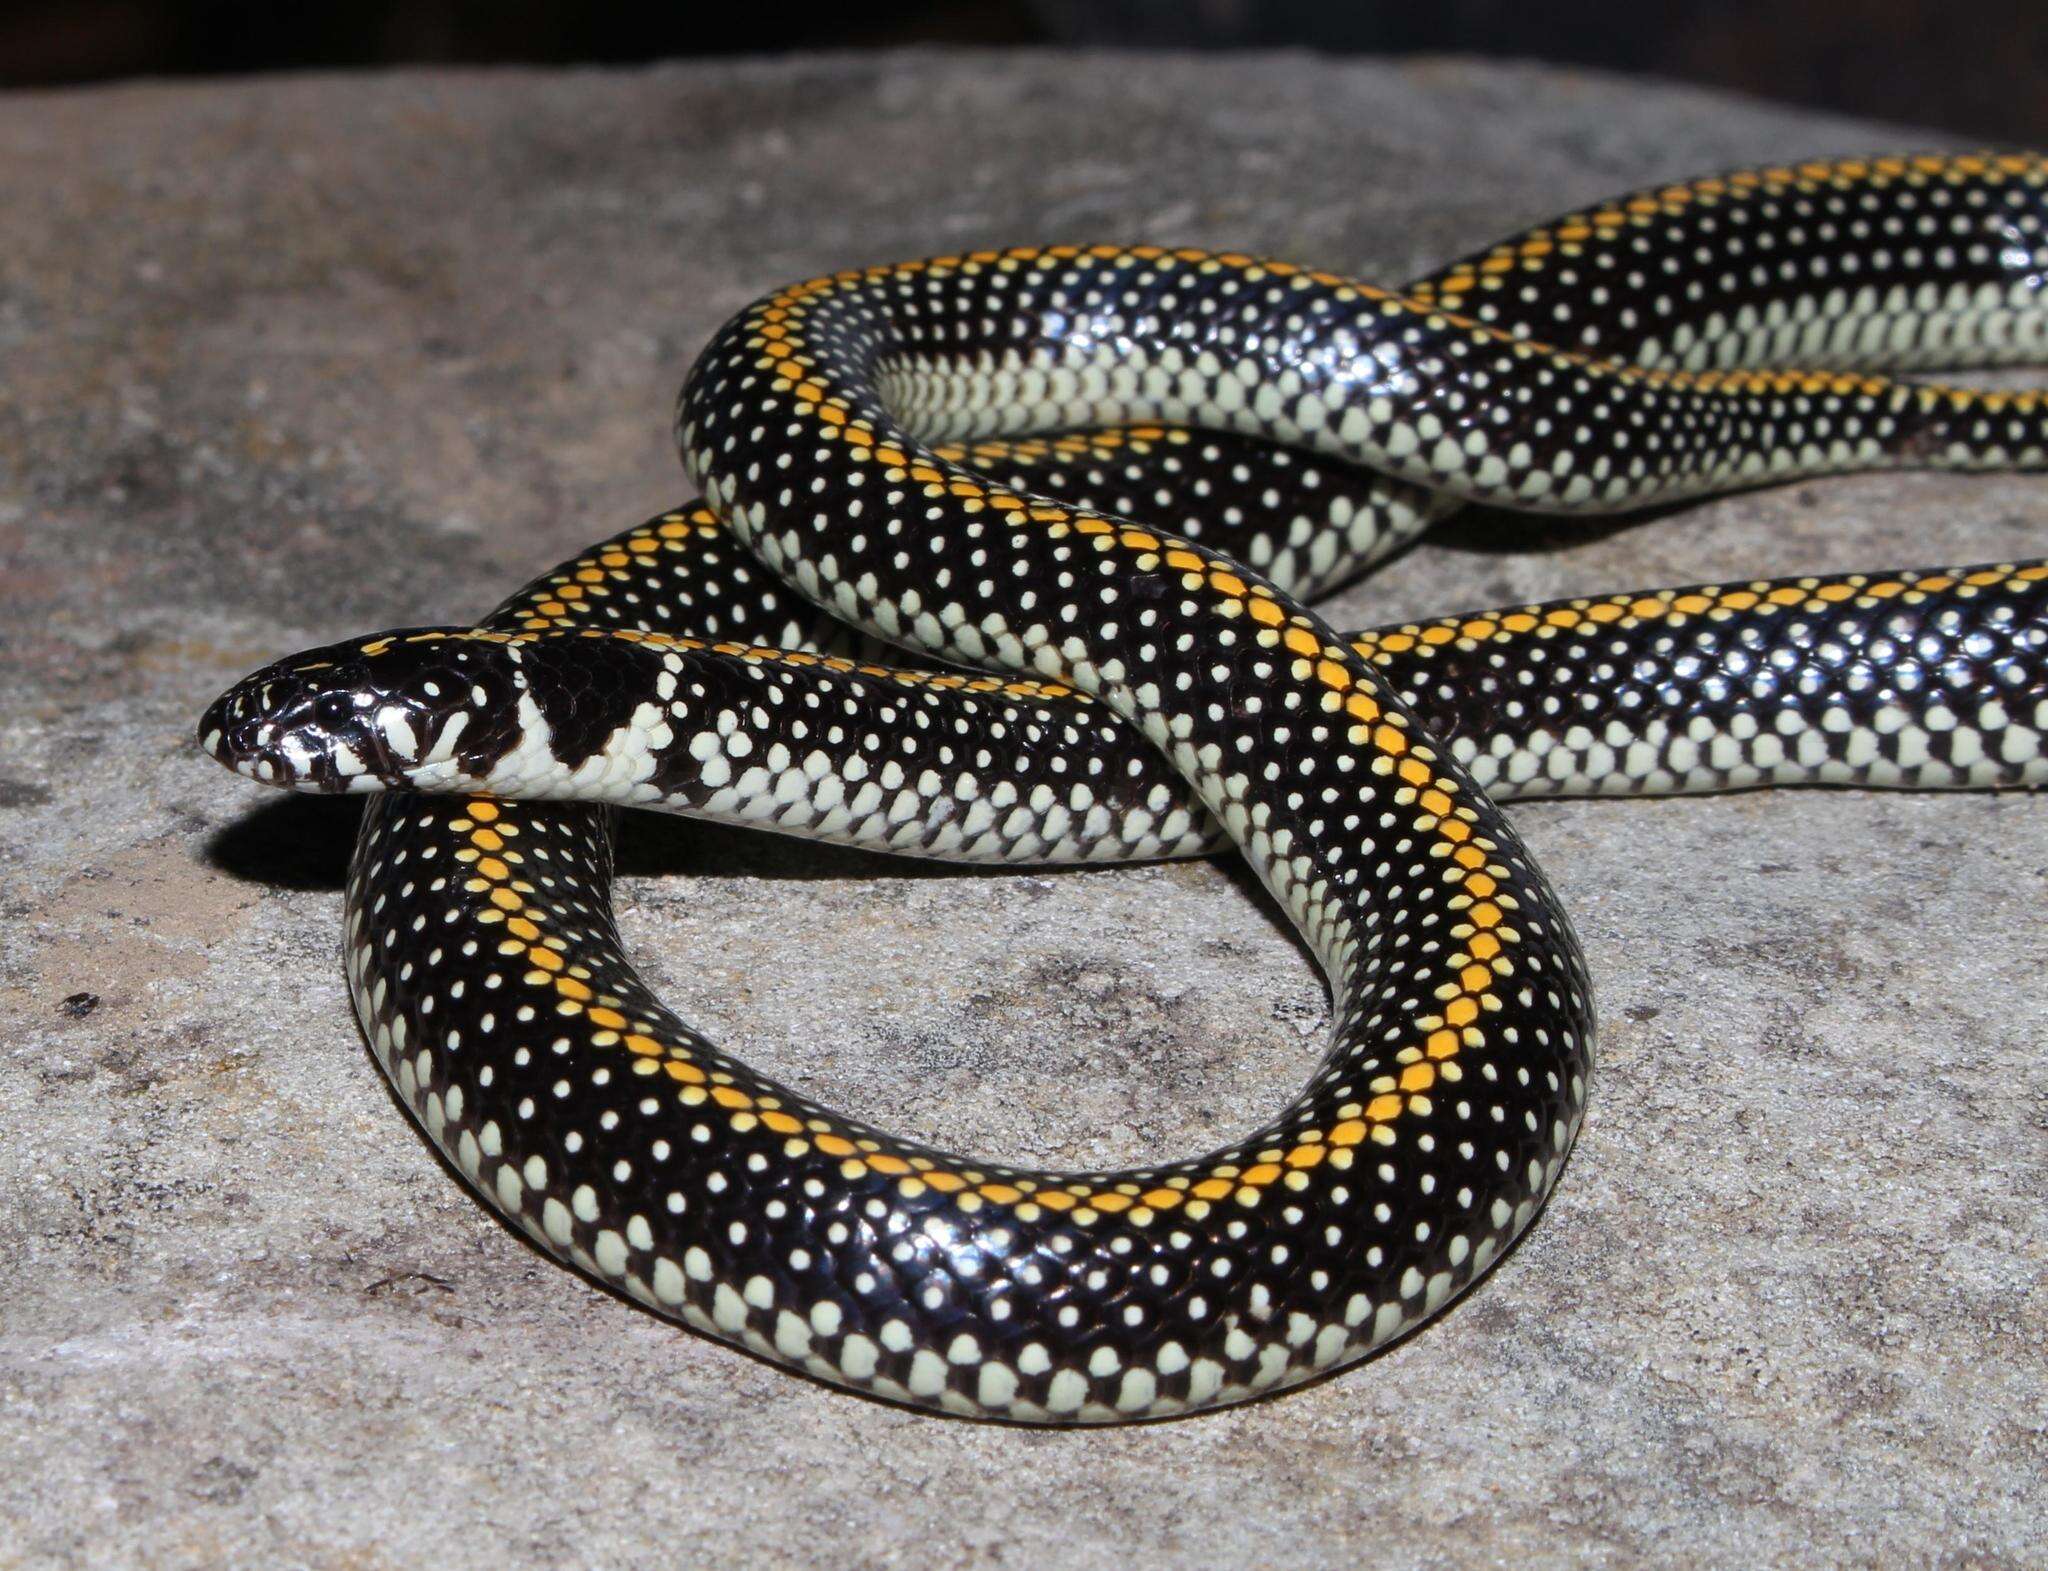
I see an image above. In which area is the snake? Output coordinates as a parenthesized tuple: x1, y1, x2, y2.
(200, 153, 2048, 1423)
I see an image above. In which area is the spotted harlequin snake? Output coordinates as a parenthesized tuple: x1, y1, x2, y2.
(202, 154, 2048, 1422)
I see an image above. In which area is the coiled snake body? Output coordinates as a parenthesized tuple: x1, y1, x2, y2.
(203, 155, 2048, 1422)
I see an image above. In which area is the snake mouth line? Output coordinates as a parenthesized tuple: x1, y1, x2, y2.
(201, 667, 408, 793)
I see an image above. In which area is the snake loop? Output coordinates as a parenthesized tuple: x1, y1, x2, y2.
(203, 154, 2048, 1421)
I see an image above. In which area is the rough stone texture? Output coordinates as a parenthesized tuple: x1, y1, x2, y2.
(1, 50, 2042, 1571)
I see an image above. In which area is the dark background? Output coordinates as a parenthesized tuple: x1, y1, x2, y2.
(4, 0, 2042, 145)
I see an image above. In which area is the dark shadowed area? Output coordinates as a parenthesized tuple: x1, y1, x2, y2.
(6, 0, 2048, 143)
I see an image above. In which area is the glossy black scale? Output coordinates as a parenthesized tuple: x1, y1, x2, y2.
(254, 155, 2048, 1421)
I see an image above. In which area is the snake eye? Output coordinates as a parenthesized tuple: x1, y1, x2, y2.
(315, 691, 359, 728)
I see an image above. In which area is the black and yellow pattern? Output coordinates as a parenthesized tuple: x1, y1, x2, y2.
(201, 155, 2048, 1421)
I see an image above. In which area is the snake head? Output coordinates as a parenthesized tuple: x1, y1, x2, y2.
(198, 627, 529, 793)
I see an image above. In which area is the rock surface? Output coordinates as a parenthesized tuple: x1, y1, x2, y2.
(2, 50, 2042, 1571)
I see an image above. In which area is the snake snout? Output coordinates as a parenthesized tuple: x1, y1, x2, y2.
(199, 663, 386, 792)
(197, 627, 481, 793)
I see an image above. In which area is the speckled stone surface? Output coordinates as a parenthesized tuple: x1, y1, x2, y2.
(1, 50, 2042, 1571)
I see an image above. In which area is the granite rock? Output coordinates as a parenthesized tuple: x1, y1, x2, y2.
(1, 51, 2042, 1570)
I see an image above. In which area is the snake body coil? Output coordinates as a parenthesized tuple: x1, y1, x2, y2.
(203, 155, 2048, 1422)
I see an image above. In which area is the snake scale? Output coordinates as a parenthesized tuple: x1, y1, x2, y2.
(202, 154, 2048, 1422)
